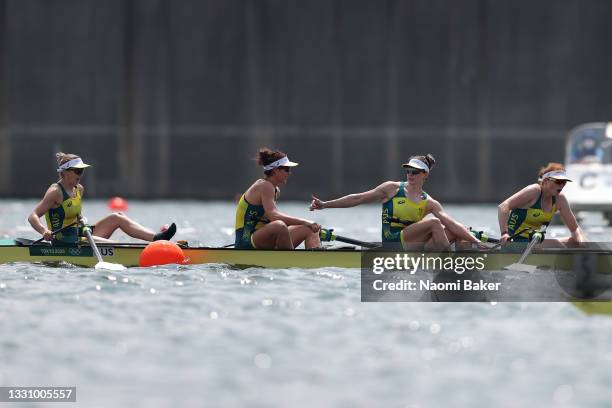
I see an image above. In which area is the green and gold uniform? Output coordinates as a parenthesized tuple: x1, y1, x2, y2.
(507, 191, 557, 242)
(234, 194, 267, 249)
(382, 182, 428, 247)
(45, 183, 82, 244)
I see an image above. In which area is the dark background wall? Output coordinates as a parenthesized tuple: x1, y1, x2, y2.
(0, 0, 610, 201)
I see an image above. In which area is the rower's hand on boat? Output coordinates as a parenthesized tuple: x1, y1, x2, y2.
(307, 222, 321, 233)
(309, 195, 325, 211)
(500, 233, 510, 244)
(42, 229, 54, 241)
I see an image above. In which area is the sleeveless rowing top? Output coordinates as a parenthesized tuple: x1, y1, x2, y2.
(45, 183, 82, 243)
(381, 182, 428, 242)
(234, 194, 267, 249)
(507, 191, 557, 240)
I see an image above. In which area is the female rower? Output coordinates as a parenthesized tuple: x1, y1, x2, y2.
(309, 154, 482, 250)
(498, 163, 586, 246)
(234, 148, 321, 249)
(28, 152, 177, 244)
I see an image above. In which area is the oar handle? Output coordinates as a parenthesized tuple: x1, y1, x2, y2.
(82, 226, 105, 263)
(32, 221, 78, 245)
(469, 228, 500, 244)
(320, 228, 379, 249)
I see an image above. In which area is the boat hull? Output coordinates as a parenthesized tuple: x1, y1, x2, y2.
(1, 240, 612, 271)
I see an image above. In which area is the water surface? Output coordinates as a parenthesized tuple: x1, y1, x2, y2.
(1, 200, 611, 407)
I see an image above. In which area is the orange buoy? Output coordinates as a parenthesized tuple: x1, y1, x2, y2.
(139, 240, 187, 267)
(108, 196, 128, 211)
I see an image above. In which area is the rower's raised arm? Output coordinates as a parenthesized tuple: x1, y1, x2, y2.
(310, 182, 392, 210)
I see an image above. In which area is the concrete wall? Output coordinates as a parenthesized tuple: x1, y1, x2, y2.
(1, 0, 611, 201)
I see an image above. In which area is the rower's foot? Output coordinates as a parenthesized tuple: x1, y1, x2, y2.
(154, 223, 177, 241)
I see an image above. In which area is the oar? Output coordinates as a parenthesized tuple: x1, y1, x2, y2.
(468, 228, 500, 244)
(30, 222, 78, 245)
(470, 227, 529, 249)
(504, 226, 547, 272)
(79, 218, 126, 271)
(319, 228, 380, 249)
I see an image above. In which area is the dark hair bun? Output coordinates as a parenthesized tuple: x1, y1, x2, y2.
(424, 154, 436, 170)
(256, 147, 286, 167)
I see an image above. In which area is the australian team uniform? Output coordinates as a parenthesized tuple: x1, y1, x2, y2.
(382, 181, 428, 248)
(234, 194, 268, 249)
(45, 183, 83, 244)
(507, 191, 557, 242)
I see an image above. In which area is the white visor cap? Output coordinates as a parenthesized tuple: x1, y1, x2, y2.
(263, 156, 299, 171)
(57, 158, 91, 173)
(401, 158, 430, 173)
(540, 170, 572, 182)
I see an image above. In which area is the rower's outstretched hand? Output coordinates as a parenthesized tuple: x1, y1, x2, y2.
(309, 195, 325, 211)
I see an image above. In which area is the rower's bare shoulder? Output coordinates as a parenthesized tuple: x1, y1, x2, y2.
(42, 184, 62, 206)
(425, 196, 442, 212)
(520, 184, 541, 198)
(251, 179, 274, 194)
(377, 181, 400, 193)
(556, 192, 570, 206)
(45, 183, 62, 197)
(245, 179, 272, 202)
(373, 181, 399, 202)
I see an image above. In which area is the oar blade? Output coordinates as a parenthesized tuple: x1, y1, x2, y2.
(95, 261, 127, 271)
(503, 263, 538, 273)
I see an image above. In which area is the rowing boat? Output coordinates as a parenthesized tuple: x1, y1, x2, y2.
(2, 238, 612, 271)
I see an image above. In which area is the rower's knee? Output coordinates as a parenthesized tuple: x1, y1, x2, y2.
(109, 212, 128, 224)
(269, 220, 289, 233)
(427, 217, 443, 230)
(308, 229, 321, 241)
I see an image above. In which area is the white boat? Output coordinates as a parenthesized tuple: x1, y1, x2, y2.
(563, 122, 612, 222)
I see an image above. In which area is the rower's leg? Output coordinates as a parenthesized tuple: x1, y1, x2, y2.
(91, 236, 115, 243)
(444, 227, 470, 249)
(92, 212, 155, 241)
(540, 237, 569, 248)
(424, 219, 451, 250)
(252, 220, 293, 249)
(288, 225, 321, 249)
(402, 218, 450, 250)
(444, 227, 457, 243)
